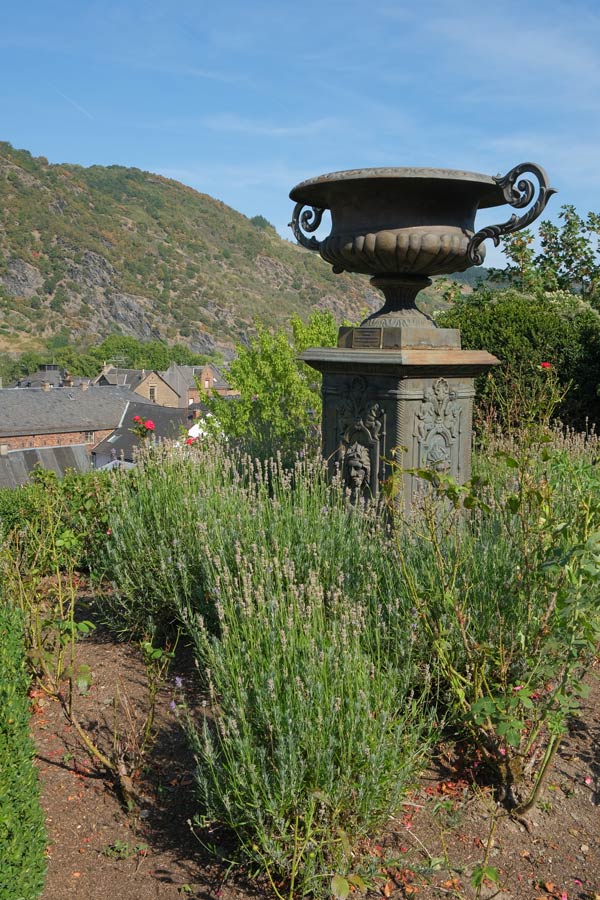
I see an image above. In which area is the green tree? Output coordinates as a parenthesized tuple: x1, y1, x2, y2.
(497, 205, 600, 302)
(85, 335, 210, 372)
(536, 205, 600, 299)
(496, 231, 543, 295)
(204, 311, 340, 458)
(437, 288, 600, 427)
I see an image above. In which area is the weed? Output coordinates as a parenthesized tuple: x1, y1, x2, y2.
(101, 840, 149, 860)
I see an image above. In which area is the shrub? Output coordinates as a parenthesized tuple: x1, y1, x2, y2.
(98, 442, 409, 643)
(204, 311, 340, 462)
(0, 600, 47, 899)
(437, 288, 600, 427)
(385, 422, 600, 812)
(183, 552, 435, 898)
(0, 469, 111, 577)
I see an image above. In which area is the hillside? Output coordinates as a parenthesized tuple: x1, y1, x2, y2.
(0, 143, 397, 358)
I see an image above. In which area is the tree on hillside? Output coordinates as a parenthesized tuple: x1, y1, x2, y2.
(1, 336, 215, 384)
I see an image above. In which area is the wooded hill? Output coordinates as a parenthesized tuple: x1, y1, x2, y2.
(0, 143, 392, 359)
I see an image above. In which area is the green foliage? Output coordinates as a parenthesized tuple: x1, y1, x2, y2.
(0, 335, 216, 383)
(495, 231, 543, 295)
(496, 204, 600, 302)
(437, 288, 600, 426)
(0, 600, 47, 899)
(98, 441, 436, 894)
(204, 310, 340, 459)
(385, 412, 600, 811)
(0, 469, 111, 576)
(98, 439, 404, 642)
(537, 205, 600, 299)
(249, 214, 275, 231)
(101, 840, 149, 860)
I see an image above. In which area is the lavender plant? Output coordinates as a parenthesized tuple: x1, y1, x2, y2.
(100, 443, 393, 642)
(182, 552, 435, 899)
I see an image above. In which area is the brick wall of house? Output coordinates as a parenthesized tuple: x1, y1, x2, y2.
(1, 429, 114, 451)
(134, 377, 179, 407)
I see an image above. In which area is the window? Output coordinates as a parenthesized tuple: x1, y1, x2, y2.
(204, 379, 210, 389)
(84, 431, 95, 443)
(149, 385, 157, 402)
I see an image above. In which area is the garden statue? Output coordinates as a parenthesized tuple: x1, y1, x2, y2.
(289, 163, 556, 506)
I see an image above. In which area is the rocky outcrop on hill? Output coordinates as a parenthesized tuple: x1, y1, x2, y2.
(2, 259, 44, 298)
(0, 142, 387, 355)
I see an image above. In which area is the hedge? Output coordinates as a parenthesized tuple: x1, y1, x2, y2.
(0, 600, 47, 899)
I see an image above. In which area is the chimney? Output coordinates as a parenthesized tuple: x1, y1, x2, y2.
(0, 444, 9, 456)
(42, 382, 51, 392)
(80, 382, 89, 391)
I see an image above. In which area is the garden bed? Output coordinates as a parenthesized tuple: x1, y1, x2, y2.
(33, 627, 600, 900)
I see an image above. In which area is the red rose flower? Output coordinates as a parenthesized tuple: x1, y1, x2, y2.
(133, 415, 142, 423)
(540, 361, 552, 369)
(185, 437, 195, 445)
(144, 419, 155, 431)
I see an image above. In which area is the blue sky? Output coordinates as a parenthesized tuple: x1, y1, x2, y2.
(1, 0, 599, 268)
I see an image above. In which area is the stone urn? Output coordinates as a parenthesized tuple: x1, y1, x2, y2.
(290, 163, 556, 328)
(289, 163, 556, 504)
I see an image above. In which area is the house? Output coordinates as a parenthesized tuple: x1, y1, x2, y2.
(92, 365, 179, 407)
(0, 384, 154, 452)
(14, 363, 91, 390)
(0, 384, 147, 486)
(0, 384, 209, 484)
(160, 362, 237, 407)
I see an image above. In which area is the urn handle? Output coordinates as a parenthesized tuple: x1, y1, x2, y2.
(289, 202, 325, 251)
(467, 162, 557, 266)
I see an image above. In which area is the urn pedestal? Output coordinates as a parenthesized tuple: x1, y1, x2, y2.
(301, 323, 498, 507)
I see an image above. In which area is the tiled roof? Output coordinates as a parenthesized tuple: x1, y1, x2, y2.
(0, 386, 154, 437)
(92, 401, 194, 462)
(161, 362, 230, 393)
(0, 445, 91, 489)
(16, 366, 63, 388)
(93, 367, 148, 389)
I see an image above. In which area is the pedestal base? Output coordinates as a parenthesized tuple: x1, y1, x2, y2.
(300, 326, 499, 509)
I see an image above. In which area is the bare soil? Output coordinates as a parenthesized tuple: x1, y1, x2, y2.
(32, 626, 600, 900)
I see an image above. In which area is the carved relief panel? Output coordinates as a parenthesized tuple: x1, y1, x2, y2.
(334, 376, 386, 497)
(414, 378, 461, 474)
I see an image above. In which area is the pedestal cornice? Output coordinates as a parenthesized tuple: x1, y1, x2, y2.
(300, 347, 500, 379)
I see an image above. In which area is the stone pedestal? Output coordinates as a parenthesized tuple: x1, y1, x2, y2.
(300, 323, 499, 508)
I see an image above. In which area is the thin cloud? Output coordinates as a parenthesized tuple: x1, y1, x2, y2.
(157, 160, 304, 191)
(425, 6, 600, 93)
(55, 90, 94, 120)
(199, 113, 343, 139)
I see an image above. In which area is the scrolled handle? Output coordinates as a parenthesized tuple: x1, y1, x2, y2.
(467, 162, 557, 266)
(289, 202, 325, 251)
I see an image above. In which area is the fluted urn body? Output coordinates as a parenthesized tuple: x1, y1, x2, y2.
(290, 167, 506, 278)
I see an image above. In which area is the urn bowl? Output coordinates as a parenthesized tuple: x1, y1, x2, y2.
(289, 167, 509, 277)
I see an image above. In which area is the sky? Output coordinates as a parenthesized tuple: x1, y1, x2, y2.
(1, 0, 599, 268)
